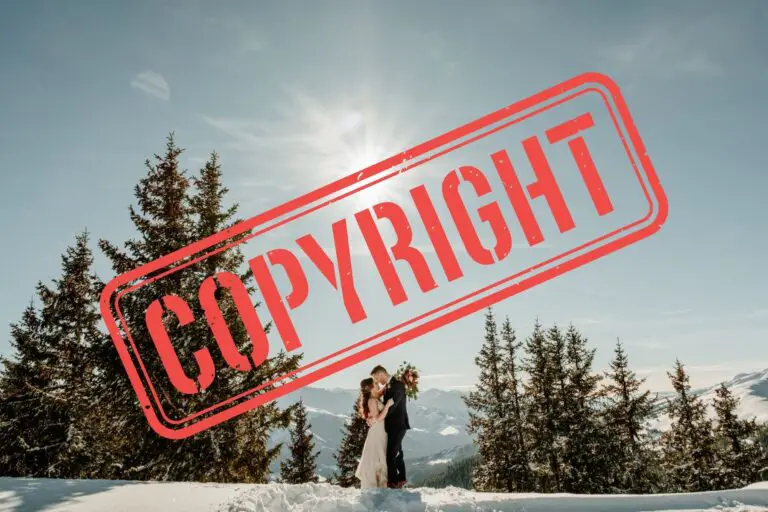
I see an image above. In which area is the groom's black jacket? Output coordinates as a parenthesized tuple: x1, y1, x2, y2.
(383, 377, 410, 432)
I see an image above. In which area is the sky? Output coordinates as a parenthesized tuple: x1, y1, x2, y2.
(1, 0, 767, 394)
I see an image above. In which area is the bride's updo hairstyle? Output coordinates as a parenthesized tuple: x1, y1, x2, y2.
(358, 377, 374, 420)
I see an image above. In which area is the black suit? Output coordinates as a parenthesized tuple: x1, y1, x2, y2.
(383, 377, 410, 485)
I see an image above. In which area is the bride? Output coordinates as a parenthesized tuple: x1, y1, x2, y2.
(355, 377, 394, 489)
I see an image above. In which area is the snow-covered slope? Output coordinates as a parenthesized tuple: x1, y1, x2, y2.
(2, 478, 768, 512)
(647, 369, 768, 432)
(407, 444, 479, 486)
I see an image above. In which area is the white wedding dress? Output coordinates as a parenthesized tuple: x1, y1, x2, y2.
(355, 400, 388, 489)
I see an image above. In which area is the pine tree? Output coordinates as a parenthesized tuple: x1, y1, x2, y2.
(189, 152, 251, 275)
(660, 360, 717, 492)
(96, 134, 204, 481)
(333, 400, 369, 488)
(0, 232, 105, 478)
(36, 231, 106, 478)
(521, 320, 563, 492)
(498, 317, 530, 491)
(712, 383, 763, 488)
(280, 400, 320, 484)
(755, 423, 768, 481)
(186, 150, 300, 482)
(96, 136, 300, 482)
(601, 339, 657, 493)
(0, 304, 65, 477)
(463, 308, 508, 491)
(423, 456, 477, 490)
(561, 325, 605, 493)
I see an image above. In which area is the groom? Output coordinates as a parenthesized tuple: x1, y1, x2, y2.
(370, 365, 410, 489)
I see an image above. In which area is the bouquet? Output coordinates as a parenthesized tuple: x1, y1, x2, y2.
(394, 361, 420, 400)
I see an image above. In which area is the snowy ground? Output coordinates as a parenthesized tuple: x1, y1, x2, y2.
(1, 478, 768, 512)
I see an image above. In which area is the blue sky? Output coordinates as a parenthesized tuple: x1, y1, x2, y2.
(1, 0, 767, 393)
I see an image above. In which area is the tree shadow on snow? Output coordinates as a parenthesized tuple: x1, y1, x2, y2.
(0, 477, 138, 512)
(359, 488, 427, 511)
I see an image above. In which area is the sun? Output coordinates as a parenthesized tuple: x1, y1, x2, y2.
(347, 145, 387, 175)
(232, 88, 421, 211)
(322, 108, 409, 211)
(346, 144, 399, 211)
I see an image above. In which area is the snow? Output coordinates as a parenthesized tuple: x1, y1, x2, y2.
(0, 478, 245, 512)
(2, 479, 767, 512)
(647, 413, 674, 433)
(213, 483, 768, 512)
(426, 459, 451, 466)
(648, 369, 768, 433)
(304, 406, 349, 419)
(439, 426, 460, 436)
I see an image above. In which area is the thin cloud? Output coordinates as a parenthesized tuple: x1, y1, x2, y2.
(624, 340, 665, 351)
(236, 178, 297, 192)
(636, 361, 768, 377)
(601, 15, 729, 80)
(419, 373, 466, 381)
(240, 38, 266, 54)
(626, 325, 768, 352)
(572, 317, 603, 325)
(131, 71, 170, 101)
(443, 384, 475, 391)
(201, 116, 305, 151)
(661, 309, 693, 317)
(201, 86, 423, 193)
(746, 309, 768, 320)
(680, 53, 723, 77)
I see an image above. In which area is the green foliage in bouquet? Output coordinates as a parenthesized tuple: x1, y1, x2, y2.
(394, 361, 420, 400)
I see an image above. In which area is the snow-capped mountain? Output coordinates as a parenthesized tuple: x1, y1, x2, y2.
(270, 387, 472, 477)
(270, 369, 768, 478)
(648, 368, 768, 432)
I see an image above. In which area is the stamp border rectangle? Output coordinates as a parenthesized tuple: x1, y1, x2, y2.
(100, 72, 668, 440)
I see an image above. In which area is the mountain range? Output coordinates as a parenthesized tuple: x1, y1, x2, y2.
(269, 386, 472, 478)
(269, 369, 768, 479)
(647, 368, 768, 432)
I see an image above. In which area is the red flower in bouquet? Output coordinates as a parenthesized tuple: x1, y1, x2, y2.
(394, 361, 420, 400)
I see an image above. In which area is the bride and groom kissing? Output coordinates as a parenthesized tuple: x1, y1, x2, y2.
(354, 365, 412, 489)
